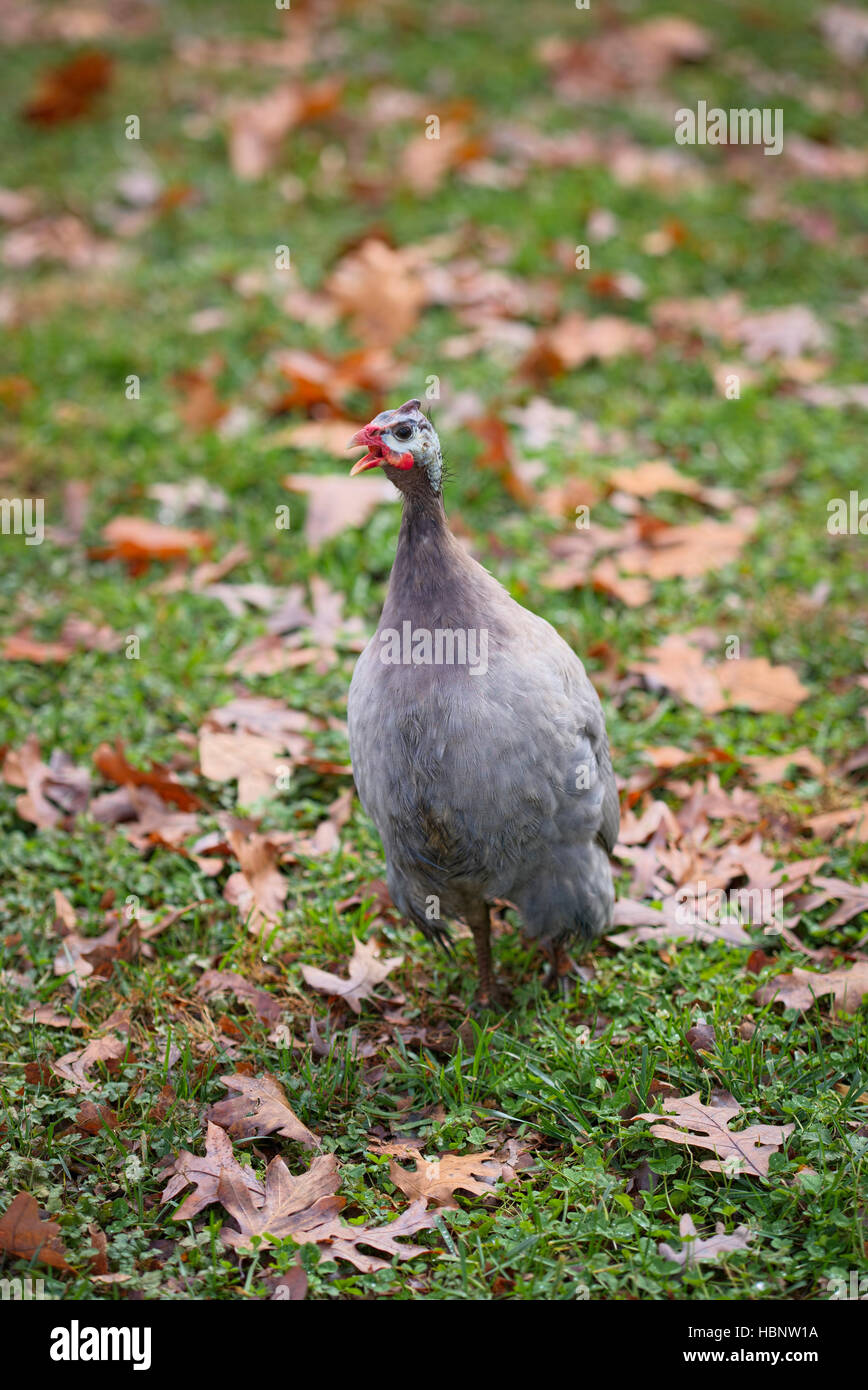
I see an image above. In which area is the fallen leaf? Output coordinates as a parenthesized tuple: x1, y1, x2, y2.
(2, 631, 74, 664)
(224, 831, 288, 933)
(95, 517, 212, 573)
(636, 1090, 793, 1177)
(53, 1031, 128, 1092)
(0, 1193, 72, 1270)
(207, 1073, 317, 1147)
(195, 970, 283, 1025)
(658, 1212, 755, 1268)
(93, 741, 201, 811)
(300, 936, 403, 1014)
(326, 239, 428, 347)
(382, 1149, 505, 1209)
(282, 471, 398, 548)
(23, 51, 112, 125)
(635, 635, 808, 715)
(199, 728, 292, 805)
(525, 312, 653, 377)
(2, 736, 90, 828)
(756, 961, 868, 1016)
(162, 1121, 264, 1220)
(218, 1150, 434, 1270)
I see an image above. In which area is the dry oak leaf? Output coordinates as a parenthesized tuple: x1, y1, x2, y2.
(162, 1121, 264, 1221)
(53, 919, 140, 989)
(22, 50, 113, 125)
(95, 516, 212, 573)
(300, 936, 403, 1014)
(2, 736, 90, 828)
(218, 1150, 435, 1271)
(525, 312, 653, 376)
(716, 658, 810, 716)
(636, 1089, 793, 1177)
(53, 1030, 129, 1092)
(635, 635, 808, 716)
(283, 471, 399, 548)
(383, 1149, 505, 1209)
(198, 728, 292, 805)
(804, 804, 868, 843)
(224, 830, 288, 933)
(94, 740, 201, 811)
(207, 1072, 317, 1147)
(0, 1193, 72, 1271)
(326, 238, 428, 348)
(2, 630, 74, 664)
(400, 119, 483, 195)
(756, 962, 868, 1016)
(617, 512, 755, 582)
(658, 1213, 755, 1268)
(195, 969, 283, 1025)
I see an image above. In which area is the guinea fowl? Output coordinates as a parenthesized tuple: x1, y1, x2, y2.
(346, 400, 618, 1007)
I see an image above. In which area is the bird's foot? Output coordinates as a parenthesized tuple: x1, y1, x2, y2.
(542, 944, 578, 999)
(473, 978, 513, 1014)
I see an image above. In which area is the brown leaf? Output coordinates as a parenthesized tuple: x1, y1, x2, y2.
(93, 740, 201, 811)
(0, 1193, 72, 1270)
(283, 471, 399, 548)
(23, 51, 113, 125)
(162, 1121, 265, 1220)
(74, 1101, 118, 1135)
(634, 634, 808, 715)
(2, 630, 74, 664)
(2, 737, 91, 829)
(756, 961, 868, 1016)
(207, 1073, 317, 1147)
(196, 970, 283, 1025)
(23, 1004, 86, 1030)
(53, 1030, 128, 1092)
(635, 1089, 793, 1177)
(524, 312, 653, 377)
(400, 120, 482, 195)
(617, 512, 755, 582)
(300, 936, 403, 1014)
(686, 1023, 717, 1056)
(95, 517, 213, 573)
(804, 804, 868, 843)
(198, 728, 292, 805)
(227, 78, 342, 180)
(658, 1213, 755, 1268)
(224, 831, 288, 933)
(326, 239, 428, 347)
(383, 1149, 505, 1209)
(218, 1150, 435, 1270)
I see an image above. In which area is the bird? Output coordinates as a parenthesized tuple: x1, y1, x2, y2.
(346, 399, 618, 1008)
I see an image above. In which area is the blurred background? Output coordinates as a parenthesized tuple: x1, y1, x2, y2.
(0, 0, 867, 1305)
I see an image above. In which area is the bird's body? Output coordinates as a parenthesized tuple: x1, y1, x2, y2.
(346, 401, 618, 1004)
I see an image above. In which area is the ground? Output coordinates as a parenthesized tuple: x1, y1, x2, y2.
(0, 0, 866, 1301)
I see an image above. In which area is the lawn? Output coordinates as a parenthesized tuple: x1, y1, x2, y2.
(0, 0, 866, 1304)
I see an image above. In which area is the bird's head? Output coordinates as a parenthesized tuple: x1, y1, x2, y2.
(348, 400, 442, 494)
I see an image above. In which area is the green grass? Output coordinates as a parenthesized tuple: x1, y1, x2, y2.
(0, 0, 866, 1300)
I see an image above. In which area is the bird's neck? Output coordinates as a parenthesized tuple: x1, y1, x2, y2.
(382, 486, 465, 615)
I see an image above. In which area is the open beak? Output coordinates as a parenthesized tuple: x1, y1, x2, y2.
(348, 425, 385, 475)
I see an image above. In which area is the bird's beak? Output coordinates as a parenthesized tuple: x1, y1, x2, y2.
(348, 424, 385, 475)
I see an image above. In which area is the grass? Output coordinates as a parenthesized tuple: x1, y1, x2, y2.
(0, 0, 866, 1301)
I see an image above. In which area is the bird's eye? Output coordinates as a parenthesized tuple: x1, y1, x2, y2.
(393, 424, 413, 442)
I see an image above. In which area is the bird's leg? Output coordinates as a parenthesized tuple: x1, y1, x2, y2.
(542, 941, 577, 998)
(468, 904, 511, 1011)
